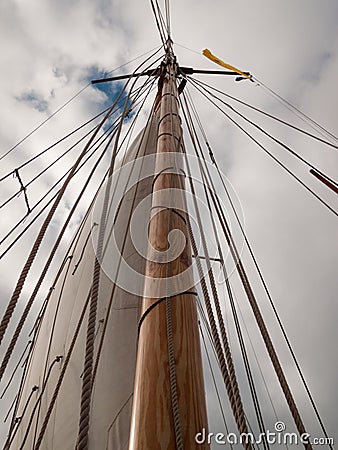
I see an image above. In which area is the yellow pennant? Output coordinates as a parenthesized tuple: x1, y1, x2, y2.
(202, 48, 251, 79)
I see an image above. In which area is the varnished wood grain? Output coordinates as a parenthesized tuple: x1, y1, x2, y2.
(129, 67, 209, 449)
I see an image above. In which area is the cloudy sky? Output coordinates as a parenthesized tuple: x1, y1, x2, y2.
(0, 0, 337, 448)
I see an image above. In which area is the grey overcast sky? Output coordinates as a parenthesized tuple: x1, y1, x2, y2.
(0, 0, 337, 448)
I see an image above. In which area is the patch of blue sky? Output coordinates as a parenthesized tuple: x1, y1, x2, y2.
(85, 66, 134, 132)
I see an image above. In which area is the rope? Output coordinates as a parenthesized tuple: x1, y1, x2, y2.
(188, 78, 337, 217)
(190, 79, 337, 187)
(92, 93, 157, 383)
(189, 77, 338, 151)
(182, 90, 271, 448)
(76, 65, 144, 448)
(138, 292, 197, 335)
(4, 385, 38, 450)
(198, 319, 233, 449)
(185, 81, 333, 448)
(33, 290, 91, 450)
(72, 223, 98, 275)
(0, 121, 116, 383)
(0, 76, 154, 257)
(166, 298, 184, 450)
(165, 68, 183, 450)
(13, 169, 31, 214)
(207, 181, 313, 450)
(0, 44, 163, 163)
(0, 106, 112, 184)
(18, 356, 62, 450)
(186, 213, 252, 450)
(0, 340, 32, 399)
(182, 110, 253, 449)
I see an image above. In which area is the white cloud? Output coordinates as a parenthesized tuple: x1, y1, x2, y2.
(0, 0, 337, 448)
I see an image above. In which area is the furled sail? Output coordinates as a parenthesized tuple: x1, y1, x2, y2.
(7, 109, 159, 450)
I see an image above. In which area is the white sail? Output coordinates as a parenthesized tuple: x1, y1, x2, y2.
(8, 109, 159, 449)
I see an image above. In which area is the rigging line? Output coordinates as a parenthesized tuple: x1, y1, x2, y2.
(184, 89, 331, 450)
(3, 349, 31, 448)
(0, 134, 109, 260)
(0, 76, 152, 258)
(0, 77, 147, 197)
(188, 78, 338, 217)
(92, 103, 156, 384)
(181, 93, 269, 450)
(0, 123, 98, 211)
(0, 103, 125, 385)
(149, 0, 167, 46)
(4, 385, 39, 449)
(3, 394, 18, 424)
(185, 98, 273, 447)
(0, 93, 125, 349)
(165, 70, 183, 450)
(0, 84, 89, 163)
(198, 319, 233, 450)
(0, 117, 118, 254)
(186, 212, 252, 450)
(72, 223, 98, 275)
(183, 142, 252, 444)
(174, 42, 201, 56)
(76, 63, 151, 450)
(155, 0, 169, 39)
(0, 45, 163, 164)
(96, 83, 158, 255)
(17, 356, 62, 450)
(94, 66, 159, 259)
(181, 85, 312, 446)
(188, 78, 338, 187)
(164, 0, 171, 38)
(189, 77, 338, 151)
(0, 340, 32, 399)
(0, 105, 112, 184)
(0, 72, 154, 237)
(253, 76, 338, 145)
(199, 168, 313, 450)
(0, 80, 144, 211)
(232, 288, 288, 434)
(13, 169, 31, 214)
(31, 256, 74, 449)
(183, 82, 334, 449)
(104, 44, 163, 77)
(27, 174, 106, 343)
(197, 296, 260, 450)
(33, 290, 91, 450)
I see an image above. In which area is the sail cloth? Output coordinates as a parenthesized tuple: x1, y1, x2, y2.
(9, 109, 159, 449)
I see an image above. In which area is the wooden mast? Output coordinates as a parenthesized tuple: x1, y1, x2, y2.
(129, 47, 209, 449)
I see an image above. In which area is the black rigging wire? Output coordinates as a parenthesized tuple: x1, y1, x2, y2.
(254, 76, 338, 145)
(183, 84, 333, 448)
(173, 40, 338, 146)
(181, 92, 270, 450)
(190, 77, 338, 152)
(187, 77, 338, 217)
(0, 77, 156, 255)
(188, 77, 338, 187)
(0, 45, 163, 163)
(198, 317, 233, 450)
(149, 0, 167, 46)
(0, 83, 146, 212)
(0, 106, 112, 184)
